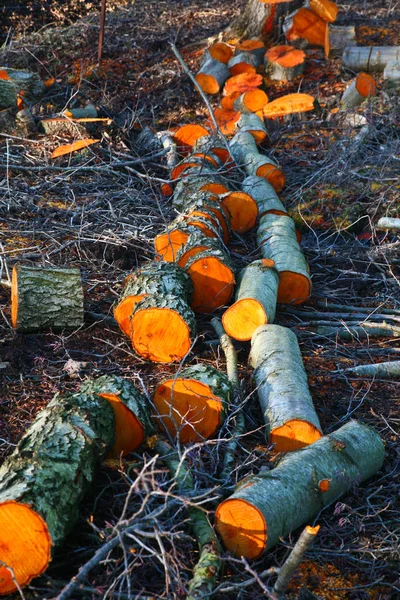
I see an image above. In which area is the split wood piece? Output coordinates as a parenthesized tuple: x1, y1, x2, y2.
(241, 175, 287, 216)
(223, 72, 263, 96)
(193, 137, 235, 170)
(215, 420, 384, 558)
(0, 390, 115, 595)
(329, 25, 356, 56)
(304, 0, 338, 23)
(130, 294, 197, 363)
(263, 93, 315, 119)
(340, 73, 377, 109)
(233, 88, 269, 113)
(80, 375, 153, 457)
(0, 68, 46, 109)
(172, 124, 210, 156)
(229, 131, 285, 192)
(183, 197, 231, 244)
(154, 218, 223, 262)
(235, 39, 265, 64)
(222, 260, 279, 341)
(11, 264, 83, 333)
(153, 364, 232, 442)
(176, 230, 225, 268)
(264, 45, 305, 81)
(195, 58, 230, 94)
(114, 262, 193, 338)
(184, 248, 236, 313)
(228, 52, 259, 76)
(63, 104, 97, 119)
(249, 324, 322, 451)
(221, 92, 242, 110)
(283, 8, 328, 52)
(344, 361, 400, 378)
(171, 153, 220, 180)
(222, 190, 259, 233)
(258, 214, 311, 305)
(173, 177, 230, 213)
(208, 42, 234, 64)
(383, 60, 400, 90)
(342, 46, 400, 73)
(377, 217, 400, 231)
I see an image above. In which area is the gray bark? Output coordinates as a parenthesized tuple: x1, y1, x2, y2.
(342, 46, 400, 73)
(241, 176, 286, 216)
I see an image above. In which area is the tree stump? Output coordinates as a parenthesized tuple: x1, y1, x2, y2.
(265, 45, 305, 81)
(228, 52, 258, 76)
(340, 73, 377, 109)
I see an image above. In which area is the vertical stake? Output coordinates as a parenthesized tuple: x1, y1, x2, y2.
(98, 0, 107, 63)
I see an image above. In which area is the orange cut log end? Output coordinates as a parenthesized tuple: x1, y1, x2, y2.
(215, 498, 267, 559)
(286, 8, 327, 48)
(208, 108, 241, 136)
(98, 393, 145, 457)
(236, 39, 264, 52)
(309, 0, 338, 23)
(277, 271, 311, 305)
(188, 257, 235, 313)
(356, 73, 377, 98)
(265, 45, 305, 68)
(222, 92, 242, 110)
(114, 294, 146, 337)
(223, 298, 267, 341)
(263, 93, 315, 118)
(0, 501, 52, 595)
(154, 379, 224, 442)
(270, 420, 323, 452)
(230, 63, 257, 77)
(224, 73, 263, 96)
(222, 191, 258, 233)
(178, 245, 208, 268)
(209, 42, 234, 64)
(256, 163, 285, 192)
(173, 124, 210, 156)
(195, 73, 220, 95)
(242, 89, 269, 112)
(154, 230, 190, 262)
(11, 265, 18, 329)
(131, 308, 191, 363)
(201, 183, 229, 195)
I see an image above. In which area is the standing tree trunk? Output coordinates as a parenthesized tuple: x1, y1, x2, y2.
(229, 0, 302, 40)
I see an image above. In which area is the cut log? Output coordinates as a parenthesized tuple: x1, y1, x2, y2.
(182, 198, 231, 244)
(344, 361, 400, 378)
(154, 218, 223, 262)
(193, 137, 235, 170)
(283, 8, 328, 50)
(229, 130, 285, 192)
(263, 93, 315, 118)
(114, 262, 193, 338)
(229, 0, 298, 39)
(329, 25, 356, 56)
(249, 324, 322, 450)
(153, 364, 232, 443)
(241, 175, 287, 216)
(171, 153, 220, 180)
(0, 107, 16, 133)
(0, 78, 17, 110)
(176, 230, 225, 268)
(233, 88, 269, 113)
(340, 73, 377, 109)
(130, 294, 197, 363)
(228, 52, 259, 76)
(208, 42, 234, 64)
(38, 117, 88, 138)
(172, 124, 210, 156)
(222, 92, 242, 110)
(0, 68, 45, 109)
(173, 177, 230, 213)
(236, 39, 265, 63)
(0, 390, 115, 595)
(303, 0, 338, 23)
(63, 104, 97, 119)
(383, 60, 400, 90)
(11, 264, 84, 333)
(195, 58, 230, 94)
(78, 375, 153, 457)
(184, 248, 236, 313)
(223, 72, 263, 96)
(264, 45, 305, 81)
(215, 420, 384, 557)
(222, 260, 279, 341)
(342, 46, 400, 73)
(222, 191, 259, 233)
(235, 112, 268, 144)
(258, 214, 311, 305)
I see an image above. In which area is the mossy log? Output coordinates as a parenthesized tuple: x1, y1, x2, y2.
(222, 260, 279, 341)
(342, 46, 400, 73)
(228, 52, 258, 76)
(153, 364, 232, 443)
(0, 390, 115, 595)
(181, 196, 231, 244)
(11, 264, 84, 333)
(215, 420, 384, 558)
(176, 230, 225, 269)
(229, 131, 285, 192)
(340, 73, 377, 109)
(173, 177, 230, 213)
(154, 218, 223, 262)
(264, 45, 305, 81)
(80, 375, 153, 457)
(184, 248, 236, 313)
(114, 262, 193, 338)
(249, 324, 322, 451)
(241, 175, 287, 216)
(195, 58, 230, 95)
(257, 214, 311, 305)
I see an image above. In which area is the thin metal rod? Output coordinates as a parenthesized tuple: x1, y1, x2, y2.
(98, 0, 107, 63)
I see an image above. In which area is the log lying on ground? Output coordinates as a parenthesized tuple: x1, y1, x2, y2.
(241, 175, 287, 216)
(193, 137, 235, 170)
(114, 262, 193, 338)
(207, 42, 234, 64)
(377, 217, 400, 231)
(283, 8, 329, 52)
(383, 60, 400, 90)
(264, 45, 305, 81)
(222, 260, 279, 341)
(228, 52, 258, 76)
(223, 72, 263, 97)
(172, 124, 210, 156)
(63, 104, 97, 119)
(329, 25, 356, 56)
(249, 324, 322, 451)
(154, 218, 223, 262)
(308, 323, 400, 340)
(229, 130, 285, 192)
(0, 68, 46, 109)
(344, 361, 400, 378)
(176, 230, 225, 268)
(340, 73, 377, 109)
(153, 364, 232, 442)
(236, 39, 265, 63)
(195, 58, 230, 94)
(342, 46, 400, 73)
(171, 153, 221, 181)
(79, 375, 153, 457)
(11, 264, 84, 333)
(179, 196, 231, 244)
(184, 247, 236, 313)
(263, 93, 315, 119)
(303, 0, 338, 23)
(258, 214, 311, 305)
(233, 88, 269, 113)
(222, 190, 259, 233)
(173, 177, 230, 213)
(215, 420, 384, 557)
(0, 390, 115, 595)
(209, 109, 268, 143)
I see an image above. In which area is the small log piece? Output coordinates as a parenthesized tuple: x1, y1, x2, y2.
(342, 46, 400, 73)
(228, 52, 258, 76)
(303, 0, 338, 23)
(171, 152, 221, 181)
(222, 190, 259, 233)
(235, 39, 265, 64)
(249, 324, 322, 451)
(241, 175, 287, 216)
(0, 68, 46, 109)
(154, 218, 223, 262)
(196, 58, 230, 94)
(173, 177, 230, 213)
(208, 109, 268, 143)
(153, 364, 232, 443)
(233, 88, 269, 113)
(283, 8, 328, 51)
(257, 214, 311, 305)
(340, 73, 377, 109)
(0, 390, 115, 595)
(215, 420, 384, 557)
(223, 72, 263, 97)
(11, 264, 83, 333)
(63, 104, 98, 119)
(263, 93, 315, 118)
(222, 259, 279, 341)
(176, 230, 225, 268)
(264, 45, 305, 81)
(172, 124, 210, 156)
(207, 42, 234, 64)
(193, 137, 235, 170)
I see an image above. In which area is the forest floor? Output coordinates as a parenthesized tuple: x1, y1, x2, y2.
(0, 0, 399, 599)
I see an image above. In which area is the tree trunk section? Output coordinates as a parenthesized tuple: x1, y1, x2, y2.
(340, 73, 377, 109)
(249, 324, 322, 451)
(176, 230, 224, 269)
(215, 420, 384, 558)
(264, 45, 305, 81)
(11, 264, 84, 333)
(228, 52, 258, 76)
(196, 58, 230, 95)
(241, 175, 287, 216)
(342, 46, 400, 73)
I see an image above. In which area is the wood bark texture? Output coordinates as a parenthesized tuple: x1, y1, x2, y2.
(241, 175, 287, 216)
(196, 58, 230, 95)
(342, 46, 400, 73)
(329, 25, 356, 56)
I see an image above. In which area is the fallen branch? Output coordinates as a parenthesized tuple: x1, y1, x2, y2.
(344, 360, 400, 378)
(307, 322, 400, 340)
(377, 217, 400, 232)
